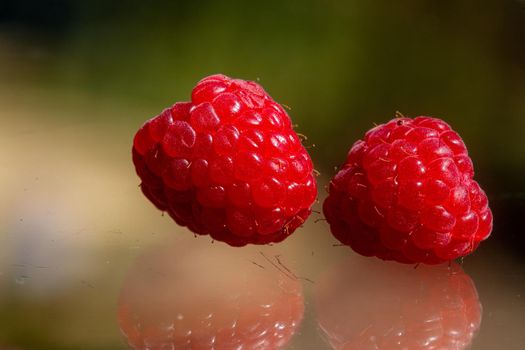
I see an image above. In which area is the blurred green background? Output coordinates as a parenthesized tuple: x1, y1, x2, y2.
(1, 0, 525, 349)
(3, 0, 525, 166)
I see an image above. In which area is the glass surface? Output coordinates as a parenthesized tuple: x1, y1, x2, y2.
(1, 1, 525, 349)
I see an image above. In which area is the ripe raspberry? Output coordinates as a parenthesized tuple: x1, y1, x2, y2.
(315, 257, 482, 350)
(132, 74, 317, 246)
(118, 241, 304, 350)
(323, 116, 492, 264)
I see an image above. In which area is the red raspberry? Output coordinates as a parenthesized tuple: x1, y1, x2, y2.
(132, 74, 317, 246)
(323, 116, 492, 264)
(118, 241, 304, 350)
(316, 257, 482, 350)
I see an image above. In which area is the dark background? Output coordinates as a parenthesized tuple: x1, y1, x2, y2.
(1, 0, 525, 349)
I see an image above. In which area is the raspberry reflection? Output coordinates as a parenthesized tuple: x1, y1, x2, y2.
(117, 241, 304, 349)
(315, 257, 481, 350)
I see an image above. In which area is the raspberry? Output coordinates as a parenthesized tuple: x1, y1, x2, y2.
(323, 116, 492, 264)
(315, 257, 482, 350)
(118, 241, 304, 349)
(132, 74, 317, 246)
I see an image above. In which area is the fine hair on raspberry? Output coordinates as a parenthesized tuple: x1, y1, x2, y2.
(132, 74, 317, 246)
(323, 116, 493, 264)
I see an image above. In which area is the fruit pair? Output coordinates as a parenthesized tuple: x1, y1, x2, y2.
(132, 74, 492, 264)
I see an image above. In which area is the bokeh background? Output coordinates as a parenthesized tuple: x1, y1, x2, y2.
(1, 0, 525, 349)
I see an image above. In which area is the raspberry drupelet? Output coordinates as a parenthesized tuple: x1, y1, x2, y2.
(132, 74, 317, 246)
(323, 116, 492, 264)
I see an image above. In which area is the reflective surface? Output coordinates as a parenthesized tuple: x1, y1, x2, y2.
(316, 259, 481, 350)
(118, 240, 304, 349)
